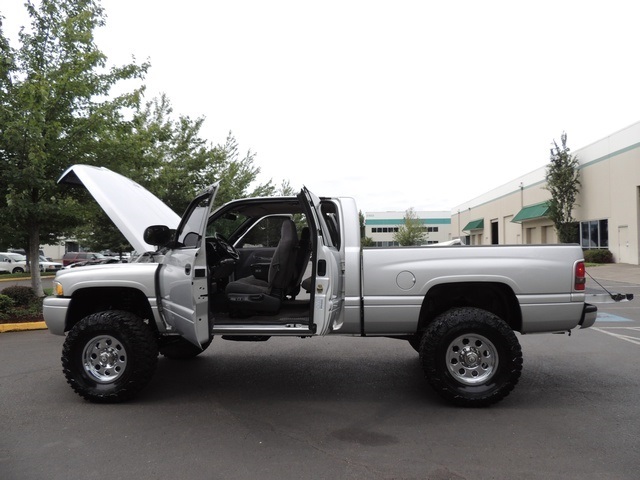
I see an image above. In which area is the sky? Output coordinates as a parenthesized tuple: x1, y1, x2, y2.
(3, 1, 640, 214)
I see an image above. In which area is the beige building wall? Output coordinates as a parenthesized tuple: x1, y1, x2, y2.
(451, 121, 640, 264)
(571, 125, 640, 264)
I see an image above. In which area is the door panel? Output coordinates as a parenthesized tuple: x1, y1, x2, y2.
(160, 249, 210, 347)
(298, 188, 344, 335)
(311, 241, 344, 335)
(159, 186, 218, 347)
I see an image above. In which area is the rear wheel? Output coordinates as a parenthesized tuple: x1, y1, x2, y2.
(62, 310, 158, 403)
(420, 307, 522, 407)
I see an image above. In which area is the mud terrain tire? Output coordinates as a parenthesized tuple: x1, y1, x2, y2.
(62, 310, 158, 403)
(420, 307, 522, 407)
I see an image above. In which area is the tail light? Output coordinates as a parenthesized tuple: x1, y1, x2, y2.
(575, 261, 586, 291)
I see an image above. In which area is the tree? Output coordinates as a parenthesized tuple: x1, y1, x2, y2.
(359, 211, 374, 246)
(120, 95, 274, 214)
(73, 95, 275, 253)
(0, 0, 148, 295)
(277, 179, 295, 197)
(73, 206, 132, 255)
(545, 132, 580, 243)
(393, 207, 426, 246)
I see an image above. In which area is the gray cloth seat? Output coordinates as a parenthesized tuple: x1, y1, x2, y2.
(301, 275, 312, 293)
(287, 227, 312, 299)
(225, 219, 299, 313)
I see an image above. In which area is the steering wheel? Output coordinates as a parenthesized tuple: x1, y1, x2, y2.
(209, 234, 240, 261)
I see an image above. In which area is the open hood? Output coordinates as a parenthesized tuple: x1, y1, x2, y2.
(58, 165, 181, 253)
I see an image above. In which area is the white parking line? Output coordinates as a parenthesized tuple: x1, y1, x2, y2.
(592, 327, 640, 346)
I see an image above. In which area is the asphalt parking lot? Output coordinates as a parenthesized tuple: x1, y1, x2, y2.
(1, 267, 639, 479)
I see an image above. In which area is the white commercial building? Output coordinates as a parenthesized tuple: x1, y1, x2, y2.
(451, 121, 640, 264)
(365, 211, 452, 246)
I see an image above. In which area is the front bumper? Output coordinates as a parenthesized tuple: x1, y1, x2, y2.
(42, 296, 71, 335)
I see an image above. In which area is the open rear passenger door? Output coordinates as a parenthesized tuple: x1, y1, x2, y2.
(298, 188, 344, 335)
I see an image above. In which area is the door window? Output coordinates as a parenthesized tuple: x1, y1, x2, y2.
(177, 194, 213, 248)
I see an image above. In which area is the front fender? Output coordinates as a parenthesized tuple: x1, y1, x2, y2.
(55, 263, 158, 297)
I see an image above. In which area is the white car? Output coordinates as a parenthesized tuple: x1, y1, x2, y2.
(0, 252, 27, 273)
(40, 255, 63, 272)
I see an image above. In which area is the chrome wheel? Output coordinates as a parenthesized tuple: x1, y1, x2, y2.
(446, 333, 498, 385)
(82, 335, 128, 383)
(421, 307, 522, 406)
(63, 311, 158, 402)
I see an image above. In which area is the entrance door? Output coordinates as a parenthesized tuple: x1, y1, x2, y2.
(159, 185, 218, 347)
(618, 225, 629, 264)
(491, 220, 499, 244)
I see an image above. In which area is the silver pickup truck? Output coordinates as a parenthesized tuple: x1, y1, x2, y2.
(44, 165, 598, 407)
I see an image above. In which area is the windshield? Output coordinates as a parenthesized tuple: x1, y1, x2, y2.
(7, 253, 26, 262)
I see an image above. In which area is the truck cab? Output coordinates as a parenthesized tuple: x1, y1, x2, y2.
(148, 185, 350, 347)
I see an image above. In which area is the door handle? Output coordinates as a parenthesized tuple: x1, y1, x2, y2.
(185, 263, 191, 275)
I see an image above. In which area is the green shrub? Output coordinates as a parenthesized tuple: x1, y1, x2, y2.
(583, 249, 614, 264)
(0, 294, 15, 311)
(1, 286, 37, 307)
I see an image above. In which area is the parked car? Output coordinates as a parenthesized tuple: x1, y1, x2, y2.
(8, 248, 50, 260)
(0, 252, 27, 273)
(62, 252, 106, 266)
(39, 255, 63, 272)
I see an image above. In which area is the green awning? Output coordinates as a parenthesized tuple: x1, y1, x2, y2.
(512, 201, 550, 223)
(462, 219, 484, 231)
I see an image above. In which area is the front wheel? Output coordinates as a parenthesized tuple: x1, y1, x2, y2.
(61, 310, 158, 403)
(420, 307, 522, 407)
(12, 267, 24, 273)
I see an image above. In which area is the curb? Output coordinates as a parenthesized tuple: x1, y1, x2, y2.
(0, 321, 47, 333)
(0, 275, 56, 283)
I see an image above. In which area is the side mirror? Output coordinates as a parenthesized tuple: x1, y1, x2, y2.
(143, 225, 174, 248)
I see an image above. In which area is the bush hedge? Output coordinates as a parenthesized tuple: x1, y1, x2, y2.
(0, 287, 43, 323)
(2, 286, 38, 307)
(583, 249, 614, 264)
(0, 294, 14, 320)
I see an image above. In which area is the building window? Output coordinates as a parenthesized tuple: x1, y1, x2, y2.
(580, 219, 608, 249)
